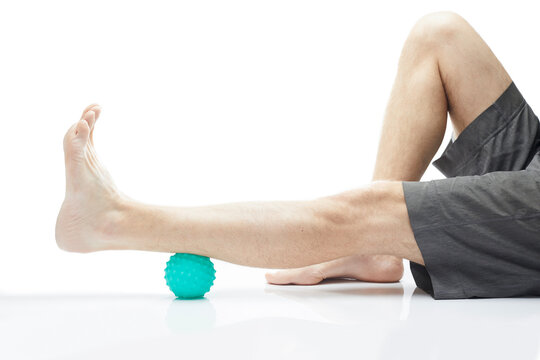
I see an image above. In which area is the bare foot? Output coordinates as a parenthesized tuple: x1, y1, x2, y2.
(265, 255, 403, 285)
(55, 104, 123, 253)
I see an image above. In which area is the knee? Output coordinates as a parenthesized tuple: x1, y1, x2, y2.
(316, 181, 391, 226)
(366, 180, 402, 204)
(408, 11, 470, 50)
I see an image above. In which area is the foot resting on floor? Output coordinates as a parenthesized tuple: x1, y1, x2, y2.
(265, 255, 403, 285)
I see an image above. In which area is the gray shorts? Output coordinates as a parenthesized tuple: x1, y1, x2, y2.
(403, 82, 540, 299)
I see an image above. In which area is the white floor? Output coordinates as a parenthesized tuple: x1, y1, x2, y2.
(1, 271, 540, 360)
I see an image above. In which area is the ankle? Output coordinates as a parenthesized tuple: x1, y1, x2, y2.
(95, 195, 135, 250)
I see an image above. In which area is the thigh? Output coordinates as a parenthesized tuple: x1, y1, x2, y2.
(413, 12, 513, 137)
(403, 169, 540, 299)
(437, 15, 512, 137)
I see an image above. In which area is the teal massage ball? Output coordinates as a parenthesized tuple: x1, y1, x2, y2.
(164, 253, 216, 299)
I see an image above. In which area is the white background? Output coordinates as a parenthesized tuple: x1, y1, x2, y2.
(1, 0, 539, 296)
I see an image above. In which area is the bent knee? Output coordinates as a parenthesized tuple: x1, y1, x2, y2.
(408, 11, 471, 49)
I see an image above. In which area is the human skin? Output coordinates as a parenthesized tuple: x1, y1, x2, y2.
(56, 110, 420, 266)
(265, 11, 512, 284)
(55, 12, 511, 277)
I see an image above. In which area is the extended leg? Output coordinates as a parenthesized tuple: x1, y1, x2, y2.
(55, 12, 512, 271)
(266, 11, 512, 284)
(56, 108, 421, 267)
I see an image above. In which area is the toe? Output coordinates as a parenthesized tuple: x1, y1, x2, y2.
(80, 104, 101, 135)
(63, 123, 78, 149)
(265, 266, 325, 285)
(84, 106, 101, 143)
(265, 271, 289, 284)
(75, 118, 91, 143)
(82, 110, 97, 131)
(92, 105, 102, 123)
(63, 119, 90, 169)
(80, 103, 101, 120)
(63, 108, 96, 152)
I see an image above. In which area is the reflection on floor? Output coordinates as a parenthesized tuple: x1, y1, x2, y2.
(1, 279, 539, 359)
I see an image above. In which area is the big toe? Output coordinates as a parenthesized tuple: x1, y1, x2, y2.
(63, 115, 91, 159)
(83, 106, 101, 132)
(75, 114, 92, 143)
(265, 267, 324, 285)
(80, 104, 102, 125)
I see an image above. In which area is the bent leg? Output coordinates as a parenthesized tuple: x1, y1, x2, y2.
(267, 11, 513, 284)
(374, 11, 512, 180)
(405, 63, 540, 298)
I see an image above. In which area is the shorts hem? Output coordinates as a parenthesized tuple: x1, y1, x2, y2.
(432, 82, 526, 177)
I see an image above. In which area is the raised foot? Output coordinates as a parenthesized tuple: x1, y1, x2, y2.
(55, 104, 124, 253)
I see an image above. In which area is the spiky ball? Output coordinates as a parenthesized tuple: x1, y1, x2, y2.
(164, 253, 216, 299)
